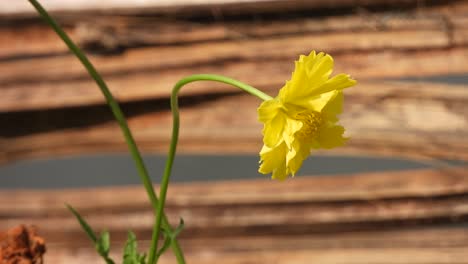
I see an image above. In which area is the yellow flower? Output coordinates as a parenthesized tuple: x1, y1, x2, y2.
(258, 51, 356, 180)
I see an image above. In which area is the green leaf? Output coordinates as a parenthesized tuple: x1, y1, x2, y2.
(123, 231, 147, 264)
(66, 204, 115, 264)
(156, 233, 172, 260)
(155, 218, 185, 261)
(123, 231, 137, 261)
(172, 218, 185, 239)
(66, 203, 97, 243)
(96, 231, 111, 256)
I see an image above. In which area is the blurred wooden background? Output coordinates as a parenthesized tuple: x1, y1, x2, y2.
(0, 0, 467, 263)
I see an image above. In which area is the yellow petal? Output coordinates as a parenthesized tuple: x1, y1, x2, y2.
(285, 139, 311, 176)
(257, 99, 282, 123)
(279, 51, 334, 105)
(311, 73, 357, 97)
(262, 112, 286, 148)
(258, 97, 286, 148)
(316, 125, 347, 149)
(272, 161, 288, 181)
(305, 90, 339, 113)
(321, 91, 344, 123)
(305, 52, 334, 83)
(259, 143, 288, 180)
(282, 117, 303, 149)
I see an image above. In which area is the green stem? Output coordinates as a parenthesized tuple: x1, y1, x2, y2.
(27, 1, 185, 263)
(148, 74, 272, 264)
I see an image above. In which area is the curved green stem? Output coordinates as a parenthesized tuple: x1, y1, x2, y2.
(27, 1, 186, 263)
(148, 74, 272, 264)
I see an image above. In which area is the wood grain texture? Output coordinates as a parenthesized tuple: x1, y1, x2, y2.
(1, 168, 467, 263)
(2, 12, 467, 112)
(0, 12, 456, 58)
(1, 168, 466, 231)
(1, 81, 467, 163)
(2, 0, 456, 16)
(44, 233, 468, 264)
(1, 7, 467, 162)
(2, 2, 467, 263)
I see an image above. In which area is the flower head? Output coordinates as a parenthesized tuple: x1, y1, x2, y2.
(258, 51, 356, 180)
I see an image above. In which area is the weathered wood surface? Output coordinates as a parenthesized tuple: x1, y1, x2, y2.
(1, 2, 467, 263)
(45, 229, 468, 264)
(1, 81, 467, 163)
(1, 1, 467, 162)
(0, 2, 468, 162)
(1, 167, 467, 237)
(3, 7, 468, 60)
(1, 167, 467, 263)
(4, 0, 464, 16)
(2, 0, 468, 111)
(1, 13, 468, 111)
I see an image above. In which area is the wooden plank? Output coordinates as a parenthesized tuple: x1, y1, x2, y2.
(1, 2, 466, 163)
(42, 227, 468, 249)
(1, 81, 466, 163)
(1, 167, 466, 213)
(0, 0, 446, 16)
(3, 46, 468, 112)
(42, 229, 468, 264)
(2, 2, 465, 58)
(0, 168, 466, 235)
(2, 16, 467, 112)
(1, 169, 468, 263)
(159, 245, 468, 264)
(3, 8, 468, 112)
(0, 12, 453, 59)
(4, 187, 468, 234)
(0, 26, 451, 82)
(453, 15, 468, 46)
(44, 247, 468, 264)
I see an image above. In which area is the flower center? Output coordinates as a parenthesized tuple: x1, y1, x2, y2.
(295, 111, 323, 139)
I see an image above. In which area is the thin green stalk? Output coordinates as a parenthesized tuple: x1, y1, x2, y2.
(27, 1, 185, 263)
(148, 74, 272, 264)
